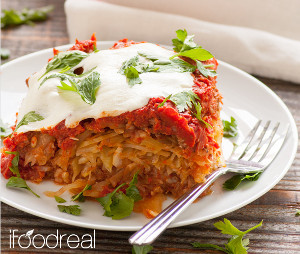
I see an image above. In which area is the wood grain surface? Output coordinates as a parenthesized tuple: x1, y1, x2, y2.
(1, 0, 299, 253)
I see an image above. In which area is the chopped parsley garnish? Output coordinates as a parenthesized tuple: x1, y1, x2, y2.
(76, 71, 101, 104)
(5, 151, 20, 177)
(124, 66, 142, 87)
(169, 90, 199, 112)
(120, 56, 140, 73)
(59, 65, 71, 74)
(7, 177, 40, 198)
(170, 29, 214, 61)
(15, 111, 44, 131)
(196, 61, 217, 78)
(1, 5, 53, 29)
(119, 56, 143, 87)
(192, 218, 263, 254)
(57, 205, 81, 216)
(0, 120, 12, 138)
(40, 66, 101, 105)
(97, 172, 141, 220)
(39, 73, 75, 87)
(192, 100, 212, 128)
(93, 44, 100, 53)
(5, 151, 40, 198)
(223, 117, 238, 138)
(72, 184, 92, 202)
(125, 172, 142, 202)
(223, 172, 262, 190)
(158, 91, 211, 128)
(138, 52, 196, 73)
(120, 52, 197, 86)
(57, 71, 101, 105)
(54, 196, 66, 203)
(132, 245, 153, 254)
(157, 94, 172, 108)
(1, 48, 10, 60)
(39, 50, 88, 80)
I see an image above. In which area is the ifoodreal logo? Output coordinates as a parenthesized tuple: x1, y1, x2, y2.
(9, 229, 96, 249)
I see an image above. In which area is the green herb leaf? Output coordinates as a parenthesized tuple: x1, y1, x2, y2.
(196, 60, 217, 78)
(97, 183, 126, 214)
(171, 29, 214, 61)
(132, 245, 153, 254)
(72, 184, 92, 202)
(1, 6, 53, 29)
(192, 219, 262, 254)
(169, 58, 196, 72)
(57, 205, 81, 216)
(171, 48, 214, 61)
(97, 182, 134, 220)
(157, 94, 172, 108)
(243, 220, 263, 234)
(192, 101, 212, 128)
(214, 218, 244, 236)
(54, 71, 101, 105)
(97, 173, 142, 220)
(103, 192, 134, 220)
(157, 90, 211, 128)
(172, 29, 197, 53)
(40, 50, 88, 79)
(59, 66, 71, 73)
(62, 66, 97, 78)
(40, 73, 76, 87)
(93, 44, 100, 53)
(1, 9, 25, 28)
(223, 117, 238, 138)
(138, 52, 196, 73)
(120, 56, 140, 73)
(126, 172, 142, 202)
(124, 66, 142, 87)
(191, 243, 229, 253)
(15, 111, 44, 131)
(169, 90, 199, 112)
(5, 151, 20, 177)
(223, 172, 262, 190)
(5, 151, 40, 198)
(225, 235, 247, 254)
(54, 196, 66, 203)
(137, 52, 160, 61)
(0, 120, 12, 138)
(7, 177, 40, 198)
(76, 71, 101, 104)
(58, 80, 77, 92)
(295, 209, 300, 216)
(1, 48, 10, 60)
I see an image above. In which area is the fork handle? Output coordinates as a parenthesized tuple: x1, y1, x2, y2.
(129, 168, 227, 246)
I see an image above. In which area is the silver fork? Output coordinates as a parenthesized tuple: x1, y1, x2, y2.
(129, 120, 289, 245)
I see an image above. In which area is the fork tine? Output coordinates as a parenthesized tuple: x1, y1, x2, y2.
(258, 122, 280, 162)
(243, 121, 271, 161)
(256, 124, 289, 166)
(230, 120, 261, 160)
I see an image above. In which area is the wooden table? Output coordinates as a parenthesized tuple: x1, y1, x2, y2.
(1, 0, 299, 253)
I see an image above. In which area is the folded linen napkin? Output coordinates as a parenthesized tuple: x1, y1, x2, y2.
(65, 0, 300, 83)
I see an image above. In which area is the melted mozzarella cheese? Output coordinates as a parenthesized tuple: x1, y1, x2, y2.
(16, 43, 194, 133)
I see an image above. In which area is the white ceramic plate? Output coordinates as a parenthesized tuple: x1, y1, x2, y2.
(0, 42, 298, 231)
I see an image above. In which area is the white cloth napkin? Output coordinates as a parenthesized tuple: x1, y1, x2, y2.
(65, 0, 300, 83)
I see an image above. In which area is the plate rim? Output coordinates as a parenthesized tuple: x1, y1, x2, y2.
(1, 42, 298, 231)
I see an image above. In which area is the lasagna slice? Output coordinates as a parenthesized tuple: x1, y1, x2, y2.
(1, 32, 223, 218)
